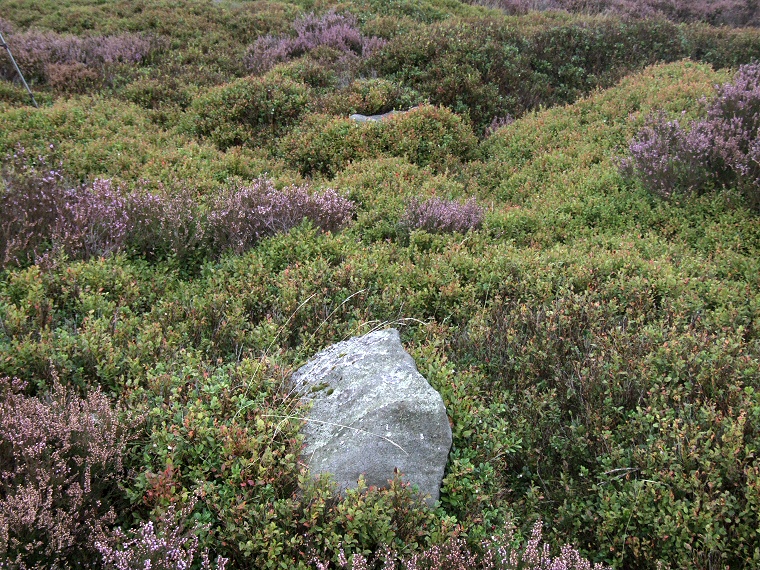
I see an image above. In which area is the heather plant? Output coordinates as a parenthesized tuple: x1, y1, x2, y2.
(244, 11, 387, 75)
(0, 377, 134, 568)
(206, 179, 355, 255)
(618, 112, 710, 199)
(0, 146, 67, 267)
(622, 63, 760, 209)
(95, 502, 228, 570)
(0, 148, 130, 267)
(312, 520, 610, 569)
(0, 150, 356, 267)
(484, 115, 515, 137)
(0, 30, 154, 88)
(403, 197, 484, 234)
(124, 186, 205, 263)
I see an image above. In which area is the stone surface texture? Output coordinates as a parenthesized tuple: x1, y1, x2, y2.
(292, 328, 452, 504)
(349, 110, 401, 123)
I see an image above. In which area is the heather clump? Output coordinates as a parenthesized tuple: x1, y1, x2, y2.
(0, 151, 355, 266)
(95, 502, 228, 570)
(207, 179, 355, 255)
(621, 62, 760, 209)
(403, 197, 484, 234)
(0, 148, 129, 267)
(312, 520, 609, 569)
(124, 187, 206, 263)
(244, 11, 386, 74)
(0, 30, 153, 89)
(0, 377, 133, 568)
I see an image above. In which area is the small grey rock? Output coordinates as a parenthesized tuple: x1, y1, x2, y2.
(349, 110, 401, 123)
(292, 329, 452, 505)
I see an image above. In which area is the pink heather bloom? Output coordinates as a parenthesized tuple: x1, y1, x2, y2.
(403, 197, 484, 234)
(244, 11, 386, 74)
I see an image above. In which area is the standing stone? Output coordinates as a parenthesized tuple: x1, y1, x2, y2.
(292, 329, 452, 504)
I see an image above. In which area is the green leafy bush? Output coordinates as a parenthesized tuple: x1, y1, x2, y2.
(317, 78, 422, 116)
(190, 74, 311, 150)
(370, 15, 760, 130)
(280, 104, 477, 177)
(130, 358, 440, 568)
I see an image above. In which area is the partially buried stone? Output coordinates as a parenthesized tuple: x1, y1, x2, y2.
(292, 328, 452, 505)
(349, 110, 400, 123)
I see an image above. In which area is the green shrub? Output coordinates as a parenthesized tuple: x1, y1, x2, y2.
(381, 105, 478, 168)
(130, 357, 440, 568)
(190, 74, 311, 150)
(371, 15, 760, 131)
(683, 23, 760, 69)
(270, 58, 339, 90)
(317, 77, 422, 116)
(279, 113, 372, 177)
(333, 157, 467, 243)
(280, 104, 477, 177)
(120, 74, 196, 111)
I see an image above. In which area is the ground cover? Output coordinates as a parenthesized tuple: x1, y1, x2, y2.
(1, 1, 759, 568)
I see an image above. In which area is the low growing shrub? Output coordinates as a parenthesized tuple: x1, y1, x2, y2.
(469, 0, 759, 27)
(244, 11, 386, 75)
(280, 105, 477, 177)
(0, 148, 129, 267)
(370, 16, 760, 131)
(124, 186, 205, 263)
(0, 30, 154, 88)
(0, 150, 355, 266)
(403, 197, 484, 234)
(312, 519, 610, 569)
(0, 377, 134, 568)
(317, 78, 422, 116)
(190, 74, 311, 149)
(207, 179, 355, 255)
(96, 502, 228, 570)
(621, 62, 760, 209)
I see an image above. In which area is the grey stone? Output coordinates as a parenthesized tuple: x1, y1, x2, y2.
(292, 328, 452, 504)
(349, 110, 401, 123)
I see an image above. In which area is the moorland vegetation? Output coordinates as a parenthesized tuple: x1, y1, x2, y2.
(0, 0, 759, 568)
